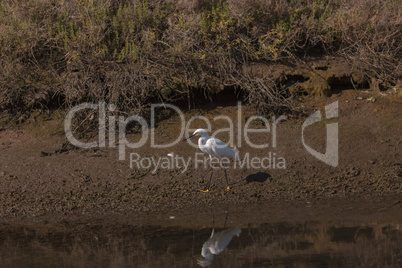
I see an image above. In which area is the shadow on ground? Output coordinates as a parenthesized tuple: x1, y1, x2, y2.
(245, 172, 271, 184)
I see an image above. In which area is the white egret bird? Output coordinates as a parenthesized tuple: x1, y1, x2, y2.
(183, 129, 238, 192)
(197, 226, 241, 267)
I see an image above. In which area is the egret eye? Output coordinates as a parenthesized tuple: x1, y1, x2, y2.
(194, 132, 198, 135)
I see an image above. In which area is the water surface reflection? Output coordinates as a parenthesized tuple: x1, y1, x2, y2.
(198, 226, 241, 267)
(0, 219, 400, 267)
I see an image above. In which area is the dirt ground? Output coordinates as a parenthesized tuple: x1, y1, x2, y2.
(0, 89, 401, 227)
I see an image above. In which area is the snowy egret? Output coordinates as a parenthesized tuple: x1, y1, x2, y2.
(197, 226, 241, 267)
(183, 129, 238, 192)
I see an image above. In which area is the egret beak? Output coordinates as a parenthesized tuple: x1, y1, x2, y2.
(183, 133, 197, 141)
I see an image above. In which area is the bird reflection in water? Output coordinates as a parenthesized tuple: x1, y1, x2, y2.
(197, 212, 241, 267)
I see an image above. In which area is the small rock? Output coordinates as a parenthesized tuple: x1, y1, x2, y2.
(355, 96, 364, 100)
(41, 151, 51, 157)
(5, 175, 18, 181)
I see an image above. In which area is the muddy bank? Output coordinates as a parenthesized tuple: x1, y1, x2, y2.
(0, 89, 401, 222)
(1, 87, 402, 266)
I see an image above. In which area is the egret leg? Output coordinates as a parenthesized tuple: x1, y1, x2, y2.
(220, 159, 230, 191)
(200, 157, 213, 192)
(204, 168, 213, 192)
(223, 210, 228, 229)
(212, 210, 215, 229)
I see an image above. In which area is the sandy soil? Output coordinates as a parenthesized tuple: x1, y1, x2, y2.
(0, 89, 401, 226)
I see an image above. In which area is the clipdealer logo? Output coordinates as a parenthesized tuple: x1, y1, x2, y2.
(64, 101, 339, 170)
(302, 101, 339, 167)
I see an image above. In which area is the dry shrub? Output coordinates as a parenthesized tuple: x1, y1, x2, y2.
(333, 0, 401, 87)
(174, 0, 210, 12)
(0, 0, 400, 118)
(243, 79, 294, 115)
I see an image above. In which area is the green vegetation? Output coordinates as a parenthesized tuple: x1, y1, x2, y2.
(0, 0, 400, 114)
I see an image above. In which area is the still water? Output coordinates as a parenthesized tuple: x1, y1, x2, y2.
(0, 214, 401, 268)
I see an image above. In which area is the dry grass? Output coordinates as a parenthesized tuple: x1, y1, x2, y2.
(0, 0, 400, 115)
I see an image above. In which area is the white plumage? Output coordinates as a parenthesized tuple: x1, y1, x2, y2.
(197, 226, 241, 267)
(184, 128, 238, 191)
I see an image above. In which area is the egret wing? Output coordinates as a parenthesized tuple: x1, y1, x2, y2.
(207, 138, 236, 159)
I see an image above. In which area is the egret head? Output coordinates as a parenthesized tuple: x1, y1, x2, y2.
(183, 128, 209, 141)
(197, 256, 213, 267)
